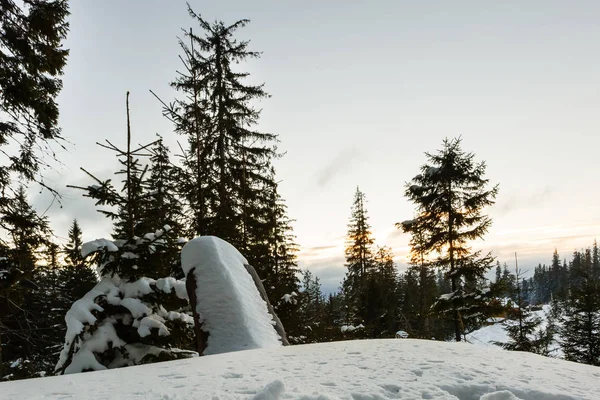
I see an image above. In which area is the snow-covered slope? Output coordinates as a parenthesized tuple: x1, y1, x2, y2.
(466, 305, 563, 357)
(1, 339, 598, 400)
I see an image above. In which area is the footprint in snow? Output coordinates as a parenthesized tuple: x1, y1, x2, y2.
(380, 384, 401, 394)
(222, 372, 243, 379)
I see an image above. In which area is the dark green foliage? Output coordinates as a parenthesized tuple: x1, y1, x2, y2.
(260, 187, 301, 334)
(161, 5, 298, 313)
(0, 0, 69, 190)
(167, 6, 278, 246)
(398, 214, 440, 339)
(497, 262, 552, 355)
(340, 188, 400, 337)
(136, 138, 186, 278)
(291, 270, 326, 343)
(53, 266, 196, 375)
(399, 264, 439, 339)
(560, 247, 600, 366)
(401, 137, 499, 341)
(59, 117, 196, 374)
(0, 187, 63, 379)
(342, 187, 375, 323)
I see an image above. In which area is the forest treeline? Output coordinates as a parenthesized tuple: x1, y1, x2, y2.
(1, 1, 598, 381)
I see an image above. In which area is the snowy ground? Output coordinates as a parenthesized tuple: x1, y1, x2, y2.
(466, 305, 563, 358)
(2, 339, 598, 400)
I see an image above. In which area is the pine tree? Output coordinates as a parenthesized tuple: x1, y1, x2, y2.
(0, 0, 69, 191)
(295, 270, 326, 343)
(497, 255, 550, 355)
(398, 217, 438, 338)
(561, 247, 600, 366)
(61, 219, 97, 300)
(64, 219, 85, 266)
(57, 96, 196, 374)
(402, 137, 499, 341)
(137, 138, 186, 278)
(262, 186, 301, 335)
(0, 186, 52, 378)
(165, 6, 278, 249)
(342, 187, 375, 324)
(371, 246, 398, 336)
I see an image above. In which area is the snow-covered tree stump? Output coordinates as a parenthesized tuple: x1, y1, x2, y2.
(181, 236, 289, 355)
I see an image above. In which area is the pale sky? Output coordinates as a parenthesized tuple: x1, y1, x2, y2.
(33, 1, 600, 294)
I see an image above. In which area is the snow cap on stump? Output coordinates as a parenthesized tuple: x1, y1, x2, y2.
(181, 236, 281, 355)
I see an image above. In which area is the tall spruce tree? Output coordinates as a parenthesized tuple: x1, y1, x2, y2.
(402, 137, 499, 341)
(166, 6, 278, 250)
(342, 187, 375, 325)
(0, 0, 69, 191)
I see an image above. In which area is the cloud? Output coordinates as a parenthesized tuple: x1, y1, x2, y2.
(315, 147, 362, 187)
(299, 245, 338, 258)
(495, 185, 556, 216)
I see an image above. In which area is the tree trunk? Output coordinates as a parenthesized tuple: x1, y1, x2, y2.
(185, 268, 209, 355)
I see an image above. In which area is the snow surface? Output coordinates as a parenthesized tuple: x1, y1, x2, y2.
(181, 236, 282, 355)
(81, 239, 118, 258)
(55, 275, 192, 374)
(2, 339, 598, 399)
(466, 305, 562, 357)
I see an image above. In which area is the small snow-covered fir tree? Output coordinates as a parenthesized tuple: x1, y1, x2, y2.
(56, 95, 196, 375)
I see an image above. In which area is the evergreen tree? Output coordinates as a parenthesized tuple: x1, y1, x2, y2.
(64, 219, 85, 267)
(342, 187, 375, 324)
(137, 138, 186, 278)
(58, 97, 196, 374)
(497, 256, 551, 355)
(561, 248, 600, 366)
(0, 186, 52, 378)
(263, 186, 301, 335)
(161, 6, 295, 312)
(166, 6, 278, 250)
(371, 246, 398, 336)
(495, 262, 502, 284)
(294, 270, 326, 343)
(0, 0, 70, 191)
(61, 219, 97, 300)
(501, 263, 516, 301)
(402, 137, 499, 341)
(398, 217, 438, 338)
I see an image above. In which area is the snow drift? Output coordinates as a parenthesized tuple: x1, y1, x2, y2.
(181, 236, 282, 355)
(2, 339, 598, 399)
